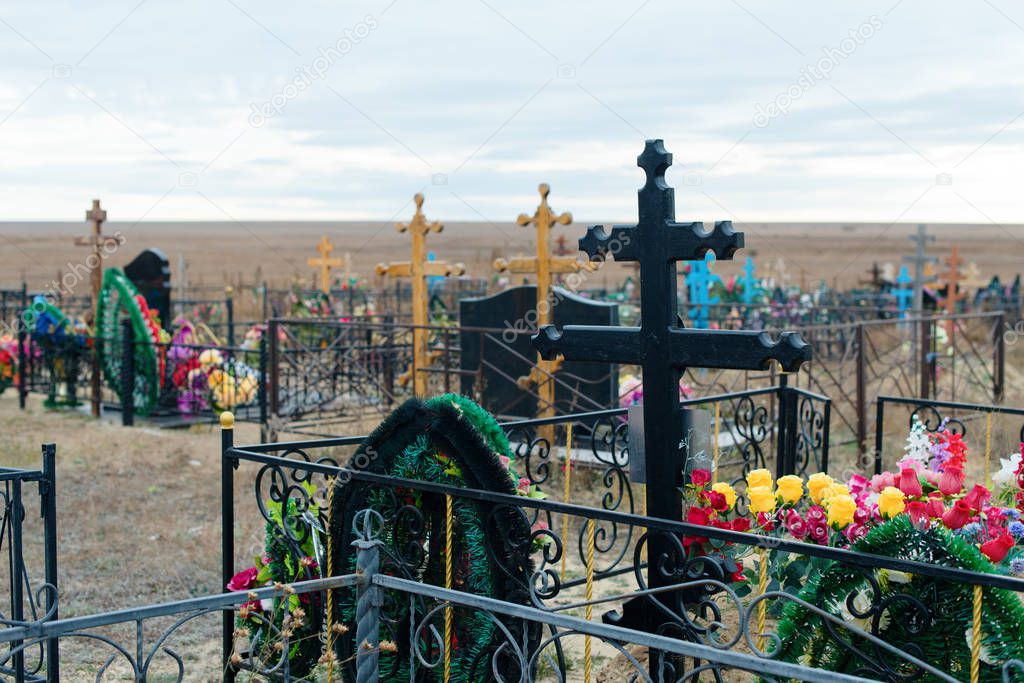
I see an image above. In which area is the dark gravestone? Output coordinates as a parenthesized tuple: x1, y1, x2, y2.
(460, 285, 618, 418)
(124, 249, 171, 327)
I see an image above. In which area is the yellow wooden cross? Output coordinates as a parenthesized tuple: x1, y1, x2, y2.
(376, 193, 464, 396)
(307, 235, 344, 294)
(939, 246, 966, 335)
(74, 199, 119, 418)
(495, 184, 592, 427)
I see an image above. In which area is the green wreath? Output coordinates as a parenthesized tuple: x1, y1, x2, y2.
(773, 516, 1024, 681)
(329, 394, 540, 682)
(96, 268, 160, 414)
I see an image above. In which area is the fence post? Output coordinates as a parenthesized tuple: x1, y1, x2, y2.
(994, 312, 1005, 403)
(121, 319, 135, 427)
(874, 400, 885, 475)
(258, 336, 268, 442)
(920, 317, 933, 399)
(10, 476, 25, 682)
(775, 374, 800, 478)
(268, 319, 280, 442)
(855, 322, 867, 457)
(225, 287, 235, 348)
(353, 515, 383, 683)
(41, 443, 59, 682)
(18, 282, 27, 410)
(220, 412, 237, 683)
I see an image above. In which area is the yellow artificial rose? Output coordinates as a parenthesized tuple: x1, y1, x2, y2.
(878, 486, 906, 518)
(776, 475, 804, 504)
(712, 482, 737, 509)
(827, 494, 857, 528)
(807, 472, 834, 504)
(747, 485, 776, 514)
(746, 468, 772, 490)
(822, 482, 851, 503)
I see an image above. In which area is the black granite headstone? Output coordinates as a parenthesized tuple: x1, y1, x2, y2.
(459, 285, 619, 418)
(124, 248, 171, 327)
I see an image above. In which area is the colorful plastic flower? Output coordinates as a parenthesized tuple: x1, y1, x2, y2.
(877, 487, 906, 518)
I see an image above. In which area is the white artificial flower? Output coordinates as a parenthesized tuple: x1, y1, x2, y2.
(992, 453, 1022, 485)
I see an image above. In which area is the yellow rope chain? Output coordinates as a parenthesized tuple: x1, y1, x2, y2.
(971, 584, 982, 683)
(757, 547, 768, 651)
(325, 476, 336, 683)
(444, 494, 454, 683)
(584, 517, 595, 683)
(561, 424, 573, 579)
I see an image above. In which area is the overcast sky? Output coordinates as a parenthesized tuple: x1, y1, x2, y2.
(2, 1, 1024, 225)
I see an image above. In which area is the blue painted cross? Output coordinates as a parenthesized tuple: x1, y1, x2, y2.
(739, 256, 760, 305)
(686, 251, 721, 328)
(894, 265, 913, 317)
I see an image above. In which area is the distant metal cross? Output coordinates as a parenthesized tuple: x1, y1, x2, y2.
(860, 261, 883, 290)
(495, 184, 594, 426)
(533, 141, 810, 626)
(74, 198, 119, 418)
(938, 246, 966, 334)
(307, 235, 344, 294)
(685, 251, 721, 328)
(894, 265, 914, 318)
(377, 193, 464, 396)
(739, 256, 760, 305)
(902, 223, 936, 314)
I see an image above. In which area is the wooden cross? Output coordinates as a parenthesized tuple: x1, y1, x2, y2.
(495, 184, 593, 424)
(938, 246, 966, 334)
(376, 193, 464, 396)
(860, 261, 882, 290)
(532, 140, 811, 640)
(74, 199, 119, 418)
(307, 235, 344, 294)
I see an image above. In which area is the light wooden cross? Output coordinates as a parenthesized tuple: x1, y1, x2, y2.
(74, 199, 118, 417)
(939, 246, 966, 335)
(307, 235, 344, 294)
(376, 193, 464, 396)
(495, 184, 594, 426)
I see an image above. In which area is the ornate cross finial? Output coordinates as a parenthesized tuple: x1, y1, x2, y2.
(75, 198, 118, 418)
(377, 193, 464, 397)
(307, 235, 344, 294)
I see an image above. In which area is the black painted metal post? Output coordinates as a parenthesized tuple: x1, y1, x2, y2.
(855, 323, 867, 456)
(774, 374, 798, 479)
(258, 336, 268, 442)
(994, 312, 1005, 402)
(221, 413, 236, 682)
(821, 400, 831, 473)
(17, 282, 27, 410)
(10, 477, 24, 682)
(225, 287, 235, 348)
(261, 281, 269, 321)
(268, 319, 280, 442)
(920, 317, 933, 399)
(121, 319, 135, 427)
(41, 444, 59, 682)
(874, 400, 885, 475)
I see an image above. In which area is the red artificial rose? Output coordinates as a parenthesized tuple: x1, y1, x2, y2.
(731, 518, 752, 533)
(981, 533, 1016, 563)
(227, 566, 259, 592)
(962, 484, 992, 511)
(905, 501, 929, 528)
(938, 465, 965, 496)
(785, 509, 808, 539)
(705, 490, 729, 512)
(808, 522, 829, 544)
(925, 495, 945, 518)
(942, 499, 973, 530)
(756, 511, 776, 532)
(899, 467, 923, 497)
(805, 505, 827, 525)
(687, 506, 713, 527)
(690, 469, 711, 488)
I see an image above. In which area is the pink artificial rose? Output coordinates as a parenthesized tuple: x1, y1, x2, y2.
(905, 501, 929, 528)
(870, 472, 896, 493)
(227, 566, 259, 592)
(785, 510, 808, 539)
(922, 469, 941, 487)
(805, 505, 827, 525)
(898, 467, 923, 497)
(925, 495, 945, 518)
(897, 457, 923, 474)
(844, 523, 868, 543)
(518, 477, 532, 495)
(498, 455, 511, 469)
(942, 500, 973, 530)
(808, 522, 829, 544)
(848, 474, 869, 496)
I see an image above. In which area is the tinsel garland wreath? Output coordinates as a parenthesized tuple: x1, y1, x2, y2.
(329, 394, 540, 682)
(772, 516, 1024, 681)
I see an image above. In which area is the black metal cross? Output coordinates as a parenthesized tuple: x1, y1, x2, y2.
(532, 139, 811, 639)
